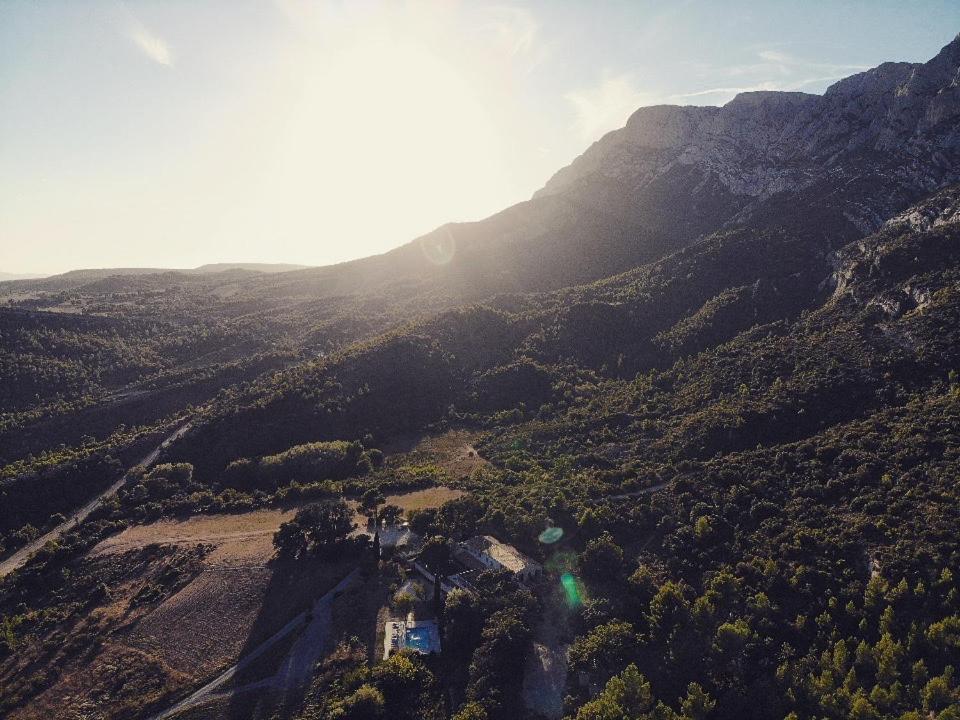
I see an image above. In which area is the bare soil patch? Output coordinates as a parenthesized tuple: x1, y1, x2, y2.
(126, 568, 273, 678)
(90, 509, 297, 567)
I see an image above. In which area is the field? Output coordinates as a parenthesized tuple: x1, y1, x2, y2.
(90, 509, 296, 568)
(349, 486, 466, 528)
(4, 508, 349, 720)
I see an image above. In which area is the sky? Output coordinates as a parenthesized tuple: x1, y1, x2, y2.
(1, 1, 958, 275)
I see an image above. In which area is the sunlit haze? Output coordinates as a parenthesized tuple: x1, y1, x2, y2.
(1, 0, 957, 274)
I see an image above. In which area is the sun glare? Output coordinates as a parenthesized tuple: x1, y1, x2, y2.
(259, 22, 505, 259)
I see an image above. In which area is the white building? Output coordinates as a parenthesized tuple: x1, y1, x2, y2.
(459, 535, 542, 582)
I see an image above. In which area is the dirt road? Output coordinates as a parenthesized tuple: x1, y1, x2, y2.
(0, 422, 191, 579)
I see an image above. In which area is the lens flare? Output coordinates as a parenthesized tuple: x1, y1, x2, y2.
(561, 572, 582, 608)
(419, 227, 456, 265)
(539, 526, 564, 544)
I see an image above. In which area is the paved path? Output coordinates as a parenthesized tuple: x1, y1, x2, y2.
(0, 422, 191, 579)
(147, 568, 360, 720)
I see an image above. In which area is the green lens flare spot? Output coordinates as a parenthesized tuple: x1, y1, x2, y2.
(561, 572, 582, 608)
(539, 526, 564, 544)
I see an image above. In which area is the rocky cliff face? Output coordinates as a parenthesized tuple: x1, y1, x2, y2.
(830, 184, 960, 313)
(537, 34, 960, 236)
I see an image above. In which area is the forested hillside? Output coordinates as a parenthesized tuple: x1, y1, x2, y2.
(1, 34, 960, 720)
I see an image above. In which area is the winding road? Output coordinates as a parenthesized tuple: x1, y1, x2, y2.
(0, 422, 191, 580)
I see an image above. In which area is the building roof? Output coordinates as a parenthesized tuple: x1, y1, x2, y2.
(463, 535, 541, 574)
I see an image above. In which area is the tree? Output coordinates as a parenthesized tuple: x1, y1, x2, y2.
(568, 621, 639, 681)
(452, 702, 488, 720)
(466, 607, 532, 719)
(372, 651, 434, 708)
(680, 682, 715, 720)
(301, 499, 355, 550)
(419, 535, 452, 575)
(380, 504, 404, 526)
(273, 520, 307, 560)
(361, 488, 385, 513)
(445, 589, 483, 664)
(647, 582, 691, 643)
(394, 591, 415, 616)
(575, 664, 652, 720)
(580, 531, 624, 583)
(341, 683, 385, 720)
(923, 667, 957, 714)
(273, 499, 354, 558)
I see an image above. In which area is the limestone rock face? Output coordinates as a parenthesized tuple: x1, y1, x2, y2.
(536, 34, 960, 235)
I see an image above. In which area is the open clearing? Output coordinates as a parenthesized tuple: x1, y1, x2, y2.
(382, 429, 489, 480)
(90, 508, 296, 567)
(383, 485, 466, 511)
(349, 485, 466, 527)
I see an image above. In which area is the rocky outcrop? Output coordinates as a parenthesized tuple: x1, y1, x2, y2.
(830, 184, 960, 308)
(537, 34, 960, 236)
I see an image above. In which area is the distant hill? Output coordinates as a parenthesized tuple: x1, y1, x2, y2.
(190, 263, 310, 274)
(0, 262, 310, 293)
(0, 272, 47, 282)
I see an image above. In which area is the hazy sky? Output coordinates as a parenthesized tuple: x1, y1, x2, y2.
(1, 1, 958, 274)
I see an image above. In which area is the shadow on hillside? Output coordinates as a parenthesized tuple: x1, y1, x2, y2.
(215, 555, 358, 720)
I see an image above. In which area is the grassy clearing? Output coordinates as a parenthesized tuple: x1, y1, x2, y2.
(349, 486, 466, 527)
(382, 429, 489, 480)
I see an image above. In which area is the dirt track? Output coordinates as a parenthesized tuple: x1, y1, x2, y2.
(0, 422, 191, 579)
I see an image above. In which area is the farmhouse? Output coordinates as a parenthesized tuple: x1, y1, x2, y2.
(458, 535, 542, 582)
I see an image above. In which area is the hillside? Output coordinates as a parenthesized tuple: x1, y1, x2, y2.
(2, 34, 960, 720)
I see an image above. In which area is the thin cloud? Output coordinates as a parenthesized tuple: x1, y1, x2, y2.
(671, 81, 783, 100)
(130, 24, 172, 66)
(670, 73, 860, 105)
(758, 49, 792, 64)
(485, 5, 538, 57)
(113, 3, 173, 66)
(678, 45, 872, 105)
(752, 48, 868, 74)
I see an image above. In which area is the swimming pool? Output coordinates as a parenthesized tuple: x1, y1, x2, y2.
(404, 626, 434, 653)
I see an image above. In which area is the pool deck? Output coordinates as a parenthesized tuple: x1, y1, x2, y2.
(383, 617, 441, 659)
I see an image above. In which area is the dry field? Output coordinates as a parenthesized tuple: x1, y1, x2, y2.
(5, 508, 347, 720)
(349, 486, 466, 527)
(90, 508, 297, 567)
(383, 485, 466, 512)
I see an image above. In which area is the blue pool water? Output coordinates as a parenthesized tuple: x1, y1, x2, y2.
(404, 626, 433, 652)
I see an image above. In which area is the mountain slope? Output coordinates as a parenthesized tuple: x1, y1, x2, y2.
(163, 184, 960, 477)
